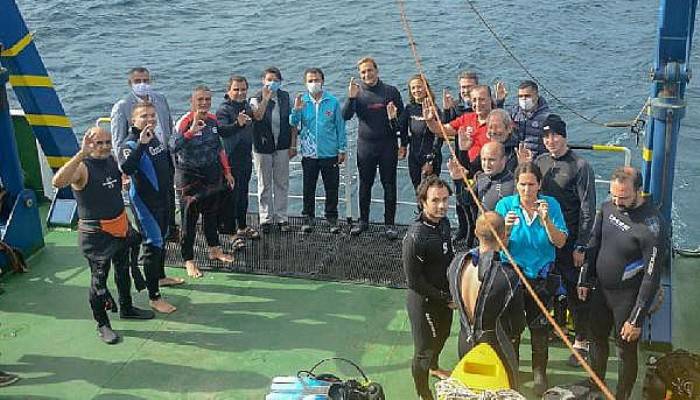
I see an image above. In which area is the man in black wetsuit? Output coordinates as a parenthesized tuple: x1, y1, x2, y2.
(448, 211, 525, 388)
(344, 57, 404, 239)
(53, 127, 154, 344)
(578, 166, 665, 400)
(118, 102, 178, 314)
(402, 175, 456, 400)
(448, 141, 515, 214)
(172, 86, 236, 278)
(535, 114, 596, 366)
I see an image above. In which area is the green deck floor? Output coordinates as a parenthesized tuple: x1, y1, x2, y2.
(0, 230, 698, 399)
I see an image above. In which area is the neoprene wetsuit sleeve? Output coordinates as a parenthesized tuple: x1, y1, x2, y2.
(117, 140, 145, 176)
(341, 97, 356, 121)
(402, 230, 450, 303)
(397, 105, 409, 148)
(575, 160, 597, 247)
(628, 216, 664, 327)
(579, 208, 604, 287)
(335, 101, 347, 153)
(216, 103, 244, 137)
(170, 114, 191, 154)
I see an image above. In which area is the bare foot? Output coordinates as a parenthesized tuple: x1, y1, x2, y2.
(209, 246, 234, 263)
(150, 298, 177, 314)
(184, 260, 203, 278)
(429, 368, 451, 380)
(159, 277, 185, 287)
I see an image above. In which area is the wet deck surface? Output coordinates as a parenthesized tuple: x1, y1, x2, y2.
(0, 229, 698, 399)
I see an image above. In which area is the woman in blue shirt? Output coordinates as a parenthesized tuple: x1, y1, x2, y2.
(494, 162, 567, 396)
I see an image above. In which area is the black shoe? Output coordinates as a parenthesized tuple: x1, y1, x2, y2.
(261, 223, 272, 234)
(301, 217, 315, 233)
(278, 221, 291, 232)
(120, 306, 155, 320)
(385, 226, 398, 240)
(328, 219, 340, 234)
(350, 221, 368, 236)
(567, 348, 588, 368)
(0, 371, 19, 387)
(97, 324, 120, 344)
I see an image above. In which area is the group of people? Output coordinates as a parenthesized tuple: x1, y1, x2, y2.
(402, 77, 666, 399)
(48, 59, 665, 399)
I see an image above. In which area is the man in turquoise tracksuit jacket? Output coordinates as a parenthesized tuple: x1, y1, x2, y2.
(289, 67, 347, 233)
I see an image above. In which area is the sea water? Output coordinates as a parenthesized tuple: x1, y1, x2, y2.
(11, 0, 700, 247)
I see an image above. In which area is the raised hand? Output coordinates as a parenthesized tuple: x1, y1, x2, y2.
(442, 88, 455, 110)
(80, 129, 98, 155)
(348, 77, 360, 99)
(386, 101, 398, 120)
(495, 80, 507, 102)
(237, 110, 252, 126)
(537, 199, 549, 221)
(190, 112, 205, 135)
(294, 93, 305, 111)
(262, 85, 273, 101)
(421, 98, 436, 121)
(457, 126, 473, 150)
(447, 157, 466, 180)
(139, 124, 155, 144)
(516, 142, 533, 163)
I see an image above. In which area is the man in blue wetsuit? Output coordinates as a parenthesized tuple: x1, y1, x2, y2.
(118, 102, 179, 314)
(111, 67, 178, 242)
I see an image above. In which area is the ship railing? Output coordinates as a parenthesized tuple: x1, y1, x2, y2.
(92, 117, 631, 224)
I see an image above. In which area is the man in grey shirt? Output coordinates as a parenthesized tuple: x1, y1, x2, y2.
(110, 67, 178, 241)
(110, 67, 173, 149)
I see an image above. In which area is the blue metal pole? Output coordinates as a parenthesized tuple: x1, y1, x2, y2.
(642, 0, 698, 348)
(0, 67, 25, 197)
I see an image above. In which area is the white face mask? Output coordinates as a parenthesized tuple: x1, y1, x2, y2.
(518, 97, 534, 111)
(306, 82, 322, 95)
(132, 82, 152, 98)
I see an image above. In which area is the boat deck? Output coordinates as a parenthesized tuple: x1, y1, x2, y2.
(0, 229, 698, 399)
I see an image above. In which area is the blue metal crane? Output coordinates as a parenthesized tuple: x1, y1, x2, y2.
(642, 0, 698, 348)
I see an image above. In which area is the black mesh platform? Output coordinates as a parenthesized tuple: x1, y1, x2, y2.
(165, 214, 468, 288)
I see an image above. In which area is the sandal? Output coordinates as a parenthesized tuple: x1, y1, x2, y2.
(231, 236, 246, 251)
(237, 227, 260, 240)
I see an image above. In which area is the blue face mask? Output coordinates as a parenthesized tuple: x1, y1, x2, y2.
(266, 80, 281, 92)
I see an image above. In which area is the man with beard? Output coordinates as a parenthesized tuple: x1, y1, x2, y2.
(578, 167, 665, 400)
(53, 127, 154, 344)
(403, 176, 456, 400)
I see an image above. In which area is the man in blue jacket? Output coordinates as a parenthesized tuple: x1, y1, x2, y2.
(290, 67, 347, 233)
